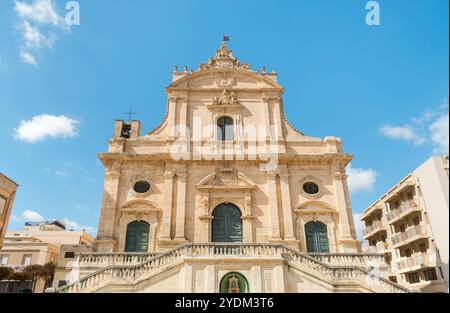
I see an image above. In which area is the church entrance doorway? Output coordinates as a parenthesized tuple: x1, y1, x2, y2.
(305, 221, 330, 253)
(212, 203, 243, 243)
(125, 221, 150, 252)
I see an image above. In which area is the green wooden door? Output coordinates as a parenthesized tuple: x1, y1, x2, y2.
(212, 204, 242, 242)
(125, 221, 150, 252)
(305, 222, 330, 253)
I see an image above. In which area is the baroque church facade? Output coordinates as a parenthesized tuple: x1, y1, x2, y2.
(57, 41, 408, 293)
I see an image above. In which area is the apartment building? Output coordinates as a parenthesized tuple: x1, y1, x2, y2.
(0, 221, 95, 293)
(362, 156, 449, 293)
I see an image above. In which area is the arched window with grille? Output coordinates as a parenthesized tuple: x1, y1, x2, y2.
(217, 116, 234, 141)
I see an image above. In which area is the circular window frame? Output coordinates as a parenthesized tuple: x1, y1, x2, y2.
(131, 179, 152, 197)
(300, 178, 322, 199)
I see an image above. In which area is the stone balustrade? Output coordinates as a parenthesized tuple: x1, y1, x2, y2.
(76, 252, 159, 267)
(57, 243, 408, 294)
(309, 253, 385, 267)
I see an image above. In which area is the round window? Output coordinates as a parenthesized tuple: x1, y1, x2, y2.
(303, 182, 319, 195)
(133, 181, 151, 194)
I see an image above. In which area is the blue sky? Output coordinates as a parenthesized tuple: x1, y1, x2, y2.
(0, 0, 448, 238)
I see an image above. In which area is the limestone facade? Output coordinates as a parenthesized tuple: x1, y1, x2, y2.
(54, 42, 410, 293)
(94, 41, 360, 255)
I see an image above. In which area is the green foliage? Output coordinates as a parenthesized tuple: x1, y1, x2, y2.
(0, 267, 14, 281)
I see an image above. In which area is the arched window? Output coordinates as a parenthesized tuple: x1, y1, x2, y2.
(217, 116, 234, 141)
(212, 203, 242, 242)
(125, 221, 150, 252)
(305, 221, 330, 253)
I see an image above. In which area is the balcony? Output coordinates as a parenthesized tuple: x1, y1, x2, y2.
(396, 253, 437, 274)
(391, 225, 429, 248)
(367, 241, 390, 254)
(386, 200, 421, 224)
(363, 220, 386, 239)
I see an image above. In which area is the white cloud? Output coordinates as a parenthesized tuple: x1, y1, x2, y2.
(20, 21, 54, 49)
(352, 213, 365, 241)
(380, 102, 449, 154)
(379, 125, 426, 146)
(14, 114, 79, 143)
(62, 218, 96, 234)
(20, 51, 37, 66)
(14, 0, 67, 66)
(15, 0, 63, 26)
(347, 164, 377, 193)
(429, 113, 449, 154)
(22, 210, 45, 222)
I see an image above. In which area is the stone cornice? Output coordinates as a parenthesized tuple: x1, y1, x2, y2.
(98, 152, 353, 165)
(196, 185, 255, 191)
(166, 87, 284, 93)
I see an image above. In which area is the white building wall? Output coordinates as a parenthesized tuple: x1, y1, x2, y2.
(415, 156, 449, 291)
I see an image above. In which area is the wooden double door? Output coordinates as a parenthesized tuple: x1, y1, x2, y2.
(212, 203, 243, 243)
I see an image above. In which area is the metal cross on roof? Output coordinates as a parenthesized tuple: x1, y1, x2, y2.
(123, 108, 136, 122)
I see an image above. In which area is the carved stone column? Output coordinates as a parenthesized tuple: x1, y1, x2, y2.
(242, 191, 254, 243)
(161, 170, 174, 240)
(299, 218, 307, 252)
(168, 96, 177, 139)
(267, 172, 281, 240)
(198, 192, 211, 242)
(179, 98, 188, 138)
(262, 97, 271, 140)
(329, 222, 338, 253)
(272, 98, 283, 140)
(332, 171, 359, 252)
(95, 161, 121, 252)
(279, 172, 295, 240)
(175, 172, 187, 240)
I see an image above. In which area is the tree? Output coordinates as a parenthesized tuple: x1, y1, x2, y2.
(0, 267, 13, 281)
(23, 264, 44, 293)
(9, 271, 32, 293)
(0, 267, 13, 293)
(41, 262, 56, 290)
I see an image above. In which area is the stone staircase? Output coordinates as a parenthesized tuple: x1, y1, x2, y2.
(57, 243, 409, 293)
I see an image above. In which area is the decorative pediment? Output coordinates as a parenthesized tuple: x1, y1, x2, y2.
(200, 42, 251, 70)
(197, 168, 256, 190)
(294, 201, 337, 214)
(120, 200, 161, 213)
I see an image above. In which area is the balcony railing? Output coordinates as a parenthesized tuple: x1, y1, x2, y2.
(391, 225, 428, 246)
(386, 200, 420, 223)
(396, 253, 436, 272)
(363, 220, 386, 237)
(367, 241, 389, 254)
